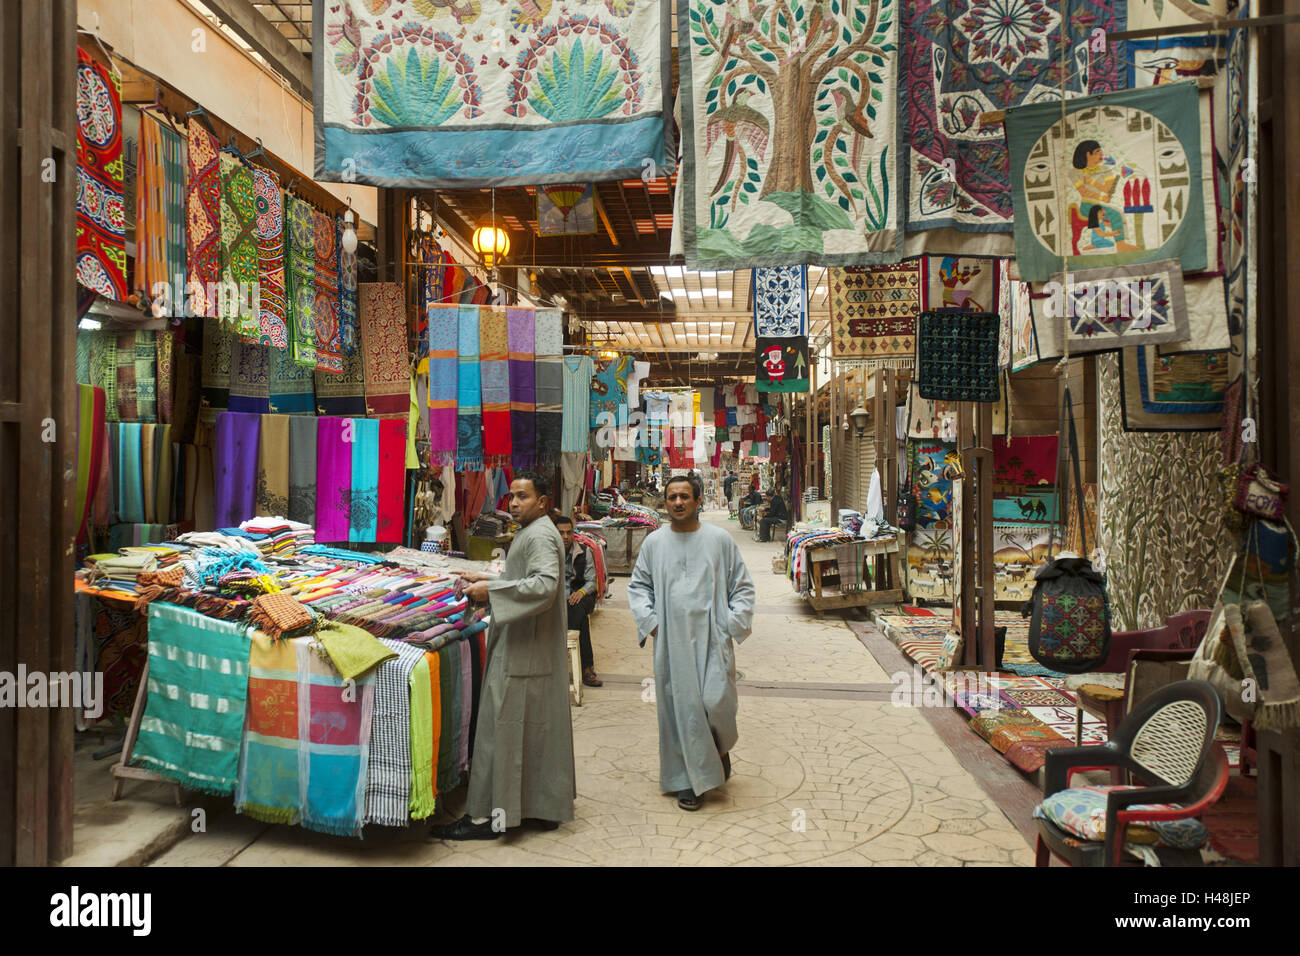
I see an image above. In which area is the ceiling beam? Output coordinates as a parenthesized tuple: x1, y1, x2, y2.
(202, 0, 313, 100)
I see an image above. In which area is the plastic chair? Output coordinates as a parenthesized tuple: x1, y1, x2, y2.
(1035, 679, 1229, 867)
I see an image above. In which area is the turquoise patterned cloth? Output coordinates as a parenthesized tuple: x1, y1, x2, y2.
(132, 602, 251, 795)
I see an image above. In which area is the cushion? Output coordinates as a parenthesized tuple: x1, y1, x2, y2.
(1033, 785, 1210, 849)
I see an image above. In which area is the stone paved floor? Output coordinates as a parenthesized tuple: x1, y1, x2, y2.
(149, 511, 1033, 867)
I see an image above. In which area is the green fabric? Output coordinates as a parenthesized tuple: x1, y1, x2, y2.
(409, 654, 436, 820)
(132, 602, 251, 795)
(436, 641, 457, 794)
(316, 621, 397, 681)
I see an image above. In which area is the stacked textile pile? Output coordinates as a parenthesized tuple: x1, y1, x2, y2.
(785, 528, 857, 595)
(240, 516, 315, 552)
(469, 511, 513, 538)
(607, 503, 661, 528)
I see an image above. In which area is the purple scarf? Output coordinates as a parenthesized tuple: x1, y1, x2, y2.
(213, 411, 261, 527)
(507, 308, 536, 468)
(314, 416, 353, 543)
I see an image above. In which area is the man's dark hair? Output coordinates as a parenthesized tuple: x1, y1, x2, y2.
(664, 473, 703, 500)
(554, 514, 574, 529)
(513, 470, 552, 499)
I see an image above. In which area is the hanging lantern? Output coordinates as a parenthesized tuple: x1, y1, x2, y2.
(472, 220, 511, 270)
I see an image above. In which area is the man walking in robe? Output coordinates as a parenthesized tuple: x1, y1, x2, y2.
(431, 471, 575, 840)
(628, 473, 755, 812)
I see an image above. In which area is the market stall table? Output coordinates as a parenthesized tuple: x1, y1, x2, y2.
(806, 533, 905, 613)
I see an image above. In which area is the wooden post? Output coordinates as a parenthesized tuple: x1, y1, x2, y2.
(976, 399, 996, 668)
(958, 405, 977, 664)
(829, 359, 840, 520)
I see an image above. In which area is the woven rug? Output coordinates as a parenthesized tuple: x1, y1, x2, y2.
(132, 602, 250, 795)
(479, 307, 511, 465)
(456, 306, 483, 469)
(186, 117, 221, 317)
(829, 262, 921, 365)
(359, 282, 408, 417)
(218, 152, 261, 341)
(285, 194, 317, 367)
(76, 48, 128, 301)
(364, 640, 427, 827)
(916, 310, 1000, 403)
(298, 639, 374, 837)
(426, 304, 459, 467)
(312, 208, 342, 373)
(237, 631, 302, 825)
(252, 167, 289, 348)
(507, 308, 536, 468)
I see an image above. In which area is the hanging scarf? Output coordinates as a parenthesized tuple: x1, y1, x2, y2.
(256, 413, 290, 517)
(218, 152, 260, 341)
(213, 411, 261, 527)
(313, 208, 343, 373)
(160, 120, 186, 296)
(377, 419, 407, 544)
(427, 304, 459, 467)
(75, 385, 106, 544)
(268, 342, 316, 414)
(534, 309, 564, 470)
(117, 423, 144, 523)
(140, 424, 157, 523)
(114, 330, 156, 422)
(227, 339, 271, 414)
(359, 282, 409, 417)
(507, 308, 536, 469)
(315, 416, 353, 543)
(153, 424, 173, 524)
(134, 112, 169, 296)
(155, 330, 175, 424)
(314, 347, 366, 417)
(252, 167, 289, 348)
(339, 221, 359, 354)
(479, 308, 511, 465)
(287, 415, 318, 527)
(200, 321, 233, 421)
(349, 418, 380, 544)
(456, 306, 483, 470)
(285, 194, 316, 367)
(186, 117, 221, 317)
(75, 48, 127, 301)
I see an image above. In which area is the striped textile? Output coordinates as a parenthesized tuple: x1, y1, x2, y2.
(236, 630, 302, 825)
(534, 309, 564, 468)
(364, 640, 427, 827)
(298, 638, 374, 837)
(479, 308, 511, 465)
(135, 113, 170, 295)
(507, 308, 536, 468)
(427, 304, 459, 467)
(132, 602, 250, 795)
(456, 306, 483, 470)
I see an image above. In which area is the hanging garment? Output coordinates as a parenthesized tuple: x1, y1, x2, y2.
(349, 417, 380, 544)
(534, 309, 564, 469)
(479, 307, 512, 465)
(287, 415, 317, 526)
(377, 418, 407, 544)
(562, 355, 594, 454)
(251, 166, 289, 348)
(315, 416, 353, 543)
(312, 207, 343, 373)
(75, 385, 107, 544)
(506, 308, 536, 469)
(75, 48, 128, 301)
(589, 354, 631, 428)
(255, 414, 290, 517)
(456, 305, 483, 470)
(213, 411, 261, 528)
(268, 343, 316, 414)
(314, 347, 366, 417)
(227, 340, 271, 414)
(135, 112, 170, 296)
(627, 360, 651, 409)
(186, 117, 221, 317)
(155, 330, 175, 424)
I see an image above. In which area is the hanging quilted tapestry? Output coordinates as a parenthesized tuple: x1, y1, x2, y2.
(677, 0, 901, 269)
(312, 0, 672, 187)
(828, 260, 921, 365)
(252, 167, 289, 349)
(187, 117, 221, 318)
(906, 383, 957, 441)
(76, 48, 128, 301)
(992, 436, 1058, 524)
(915, 310, 1000, 402)
(218, 153, 262, 341)
(902, 0, 1124, 233)
(920, 255, 1001, 313)
(753, 266, 808, 337)
(1118, 345, 1228, 432)
(538, 183, 597, 236)
(995, 258, 1012, 368)
(1006, 81, 1208, 282)
(1040, 258, 1191, 354)
(755, 338, 810, 394)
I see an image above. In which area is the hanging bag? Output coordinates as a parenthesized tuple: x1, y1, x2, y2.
(1024, 387, 1112, 674)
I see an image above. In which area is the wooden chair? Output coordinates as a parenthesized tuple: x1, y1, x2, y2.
(567, 629, 582, 707)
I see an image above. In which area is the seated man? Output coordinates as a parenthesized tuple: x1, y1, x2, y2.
(555, 515, 602, 688)
(758, 489, 788, 542)
(739, 488, 765, 529)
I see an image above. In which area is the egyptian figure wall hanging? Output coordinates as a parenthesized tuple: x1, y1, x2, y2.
(1005, 81, 1207, 282)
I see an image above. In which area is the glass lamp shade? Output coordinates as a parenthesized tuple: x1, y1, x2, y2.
(472, 223, 511, 269)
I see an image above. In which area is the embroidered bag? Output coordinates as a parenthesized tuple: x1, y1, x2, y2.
(1025, 387, 1112, 674)
(1233, 463, 1289, 522)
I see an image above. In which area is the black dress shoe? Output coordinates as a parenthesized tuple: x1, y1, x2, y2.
(429, 814, 502, 841)
(523, 818, 560, 831)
